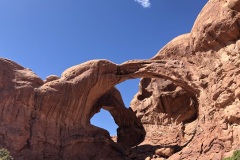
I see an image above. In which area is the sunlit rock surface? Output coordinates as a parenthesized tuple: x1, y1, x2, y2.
(0, 0, 240, 159)
(131, 0, 240, 159)
(0, 58, 196, 160)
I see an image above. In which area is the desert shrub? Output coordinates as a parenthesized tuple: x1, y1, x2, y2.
(224, 150, 240, 160)
(0, 148, 13, 160)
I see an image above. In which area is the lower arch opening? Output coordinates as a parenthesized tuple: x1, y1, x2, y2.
(90, 79, 141, 136)
(90, 108, 118, 136)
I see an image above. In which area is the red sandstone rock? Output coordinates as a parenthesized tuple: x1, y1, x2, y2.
(131, 0, 240, 159)
(155, 147, 174, 158)
(0, 0, 240, 159)
(0, 58, 194, 160)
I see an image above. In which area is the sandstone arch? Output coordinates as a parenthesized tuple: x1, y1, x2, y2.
(35, 59, 199, 129)
(1, 0, 240, 159)
(0, 58, 199, 159)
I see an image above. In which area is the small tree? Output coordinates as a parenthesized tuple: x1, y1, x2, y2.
(0, 148, 13, 160)
(224, 150, 240, 160)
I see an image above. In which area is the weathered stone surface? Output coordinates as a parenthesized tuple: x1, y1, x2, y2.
(0, 58, 196, 159)
(131, 0, 240, 159)
(155, 147, 174, 157)
(0, 0, 240, 159)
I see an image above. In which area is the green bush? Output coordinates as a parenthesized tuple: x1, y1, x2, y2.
(224, 150, 240, 160)
(0, 148, 13, 160)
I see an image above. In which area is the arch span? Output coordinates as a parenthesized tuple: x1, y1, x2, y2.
(36, 59, 200, 147)
(0, 58, 201, 159)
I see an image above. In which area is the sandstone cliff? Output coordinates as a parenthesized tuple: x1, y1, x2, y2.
(131, 0, 240, 159)
(0, 0, 240, 160)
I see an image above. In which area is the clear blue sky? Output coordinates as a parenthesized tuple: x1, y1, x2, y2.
(0, 0, 208, 135)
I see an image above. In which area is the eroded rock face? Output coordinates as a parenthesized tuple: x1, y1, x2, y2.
(131, 0, 240, 159)
(131, 78, 198, 152)
(0, 0, 239, 159)
(0, 58, 197, 160)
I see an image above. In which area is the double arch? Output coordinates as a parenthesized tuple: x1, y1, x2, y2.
(37, 59, 200, 147)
